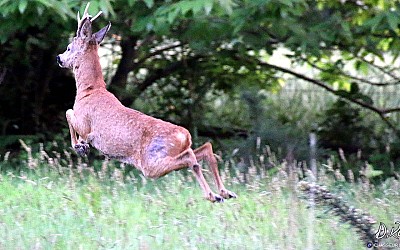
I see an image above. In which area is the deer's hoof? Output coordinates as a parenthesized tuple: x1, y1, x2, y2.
(74, 142, 89, 157)
(208, 193, 224, 203)
(220, 189, 237, 199)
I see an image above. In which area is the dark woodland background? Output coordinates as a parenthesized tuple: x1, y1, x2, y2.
(2, 0, 400, 181)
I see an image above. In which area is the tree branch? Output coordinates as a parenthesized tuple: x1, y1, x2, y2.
(302, 58, 400, 87)
(381, 107, 400, 114)
(133, 42, 184, 68)
(357, 56, 400, 81)
(109, 38, 184, 94)
(118, 55, 204, 106)
(136, 55, 203, 92)
(254, 59, 400, 134)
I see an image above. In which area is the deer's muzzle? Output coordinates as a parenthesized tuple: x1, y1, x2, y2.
(56, 55, 63, 67)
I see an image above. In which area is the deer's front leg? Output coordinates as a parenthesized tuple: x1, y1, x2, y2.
(66, 109, 90, 156)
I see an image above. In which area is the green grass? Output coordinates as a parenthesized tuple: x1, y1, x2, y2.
(0, 148, 399, 249)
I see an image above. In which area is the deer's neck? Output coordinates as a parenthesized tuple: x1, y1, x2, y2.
(73, 48, 106, 99)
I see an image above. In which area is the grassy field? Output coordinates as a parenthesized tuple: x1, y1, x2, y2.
(0, 145, 399, 250)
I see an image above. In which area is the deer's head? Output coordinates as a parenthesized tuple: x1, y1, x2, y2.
(57, 2, 111, 69)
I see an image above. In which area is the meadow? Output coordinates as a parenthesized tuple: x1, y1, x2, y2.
(0, 142, 399, 250)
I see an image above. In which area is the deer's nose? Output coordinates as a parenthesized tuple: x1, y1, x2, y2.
(56, 55, 62, 66)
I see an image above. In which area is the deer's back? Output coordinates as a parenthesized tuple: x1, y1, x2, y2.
(75, 89, 192, 168)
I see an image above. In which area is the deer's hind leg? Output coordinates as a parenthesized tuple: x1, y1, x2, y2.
(194, 142, 237, 199)
(66, 109, 90, 156)
(143, 148, 224, 202)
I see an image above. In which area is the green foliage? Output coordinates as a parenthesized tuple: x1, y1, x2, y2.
(0, 0, 73, 44)
(0, 135, 38, 151)
(316, 95, 400, 181)
(1, 0, 400, 184)
(318, 99, 375, 154)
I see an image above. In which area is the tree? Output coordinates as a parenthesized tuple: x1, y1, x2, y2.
(1, 0, 400, 142)
(106, 0, 400, 135)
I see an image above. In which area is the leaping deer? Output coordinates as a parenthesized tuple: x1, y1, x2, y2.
(56, 3, 236, 202)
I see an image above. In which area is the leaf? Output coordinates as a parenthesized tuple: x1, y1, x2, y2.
(363, 14, 384, 32)
(154, 17, 170, 35)
(191, 0, 205, 15)
(51, 1, 73, 20)
(354, 60, 369, 74)
(279, 0, 294, 7)
(127, 0, 136, 7)
(349, 82, 359, 94)
(34, 0, 51, 7)
(218, 0, 235, 15)
(131, 16, 153, 32)
(99, 0, 115, 17)
(177, 0, 192, 15)
(143, 0, 154, 8)
(18, 0, 27, 14)
(88, 1, 100, 15)
(365, 163, 383, 178)
(204, 0, 213, 15)
(340, 22, 352, 41)
(386, 11, 398, 32)
(167, 8, 179, 23)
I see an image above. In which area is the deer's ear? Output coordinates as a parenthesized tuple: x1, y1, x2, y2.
(93, 22, 111, 44)
(78, 18, 92, 40)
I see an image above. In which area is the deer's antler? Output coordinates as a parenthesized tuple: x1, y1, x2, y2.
(77, 2, 103, 31)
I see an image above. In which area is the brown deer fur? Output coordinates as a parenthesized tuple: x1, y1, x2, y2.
(56, 3, 236, 202)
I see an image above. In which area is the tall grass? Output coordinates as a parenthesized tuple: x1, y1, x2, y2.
(0, 142, 399, 249)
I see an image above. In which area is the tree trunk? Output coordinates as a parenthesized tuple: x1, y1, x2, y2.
(109, 35, 138, 94)
(34, 47, 57, 133)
